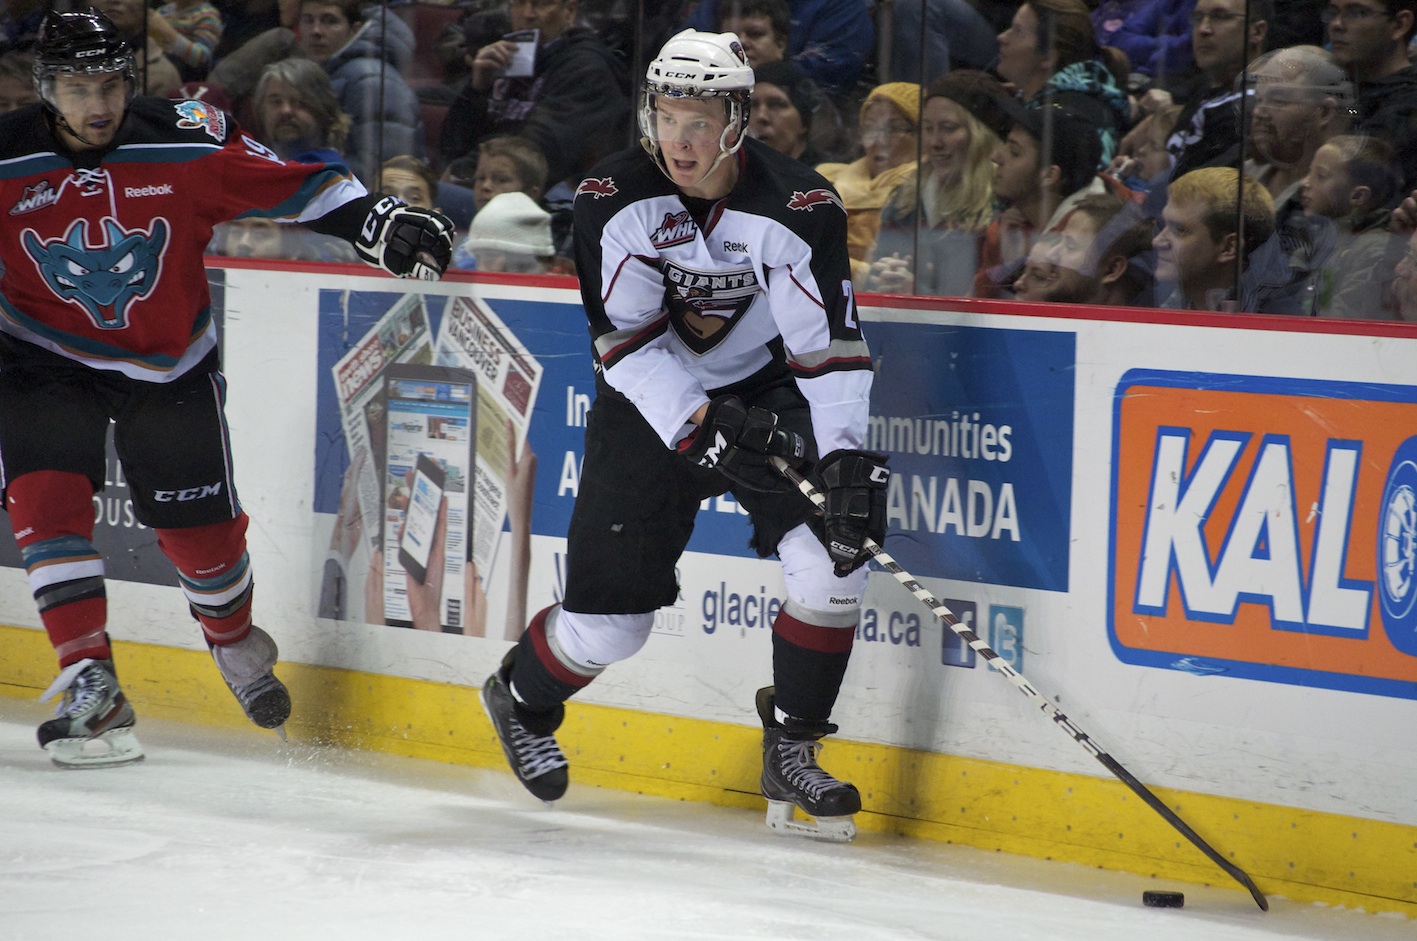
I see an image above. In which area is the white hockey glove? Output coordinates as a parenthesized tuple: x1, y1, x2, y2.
(354, 197, 455, 280)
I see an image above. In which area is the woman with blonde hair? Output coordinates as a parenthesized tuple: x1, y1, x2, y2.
(866, 71, 1010, 296)
(815, 82, 921, 281)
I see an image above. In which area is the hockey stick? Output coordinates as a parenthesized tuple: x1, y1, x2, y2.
(771, 457, 1269, 911)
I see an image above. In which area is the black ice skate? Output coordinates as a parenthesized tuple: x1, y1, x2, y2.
(37, 658, 145, 768)
(757, 686, 861, 843)
(480, 665, 569, 802)
(210, 625, 290, 734)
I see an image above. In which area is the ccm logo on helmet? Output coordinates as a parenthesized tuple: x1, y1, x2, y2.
(75, 48, 105, 58)
(663, 71, 697, 79)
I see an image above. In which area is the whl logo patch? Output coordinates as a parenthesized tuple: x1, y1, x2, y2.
(650, 210, 695, 248)
(10, 181, 61, 216)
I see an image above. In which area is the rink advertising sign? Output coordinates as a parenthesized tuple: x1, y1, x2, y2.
(865, 323, 1075, 593)
(1109, 369, 1417, 699)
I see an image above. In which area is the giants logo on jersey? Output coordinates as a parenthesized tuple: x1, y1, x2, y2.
(22, 217, 169, 330)
(576, 177, 618, 199)
(660, 260, 759, 355)
(787, 188, 844, 213)
(650, 210, 696, 248)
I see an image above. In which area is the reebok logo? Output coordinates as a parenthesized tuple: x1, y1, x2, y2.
(125, 184, 174, 198)
(828, 596, 857, 606)
(722, 240, 749, 253)
(196, 564, 228, 575)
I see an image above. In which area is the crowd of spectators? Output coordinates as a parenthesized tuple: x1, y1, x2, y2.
(7, 0, 1417, 318)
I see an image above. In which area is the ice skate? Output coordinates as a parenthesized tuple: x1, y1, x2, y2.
(37, 658, 144, 768)
(211, 625, 290, 732)
(480, 664, 569, 802)
(756, 686, 860, 843)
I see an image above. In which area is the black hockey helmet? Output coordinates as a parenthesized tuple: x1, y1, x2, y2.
(32, 9, 137, 111)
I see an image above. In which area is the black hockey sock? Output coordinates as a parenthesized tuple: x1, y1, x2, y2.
(507, 606, 591, 714)
(770, 612, 854, 724)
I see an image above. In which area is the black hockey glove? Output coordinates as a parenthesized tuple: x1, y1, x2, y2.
(354, 196, 455, 281)
(677, 395, 808, 493)
(807, 449, 889, 577)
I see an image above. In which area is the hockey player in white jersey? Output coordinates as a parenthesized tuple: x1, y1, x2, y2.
(480, 29, 887, 842)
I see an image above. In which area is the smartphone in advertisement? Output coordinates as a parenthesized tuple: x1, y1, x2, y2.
(398, 452, 445, 585)
(382, 364, 477, 629)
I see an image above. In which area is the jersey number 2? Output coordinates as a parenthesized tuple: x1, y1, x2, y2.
(842, 280, 858, 330)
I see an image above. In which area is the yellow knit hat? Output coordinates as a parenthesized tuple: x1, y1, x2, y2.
(860, 82, 923, 126)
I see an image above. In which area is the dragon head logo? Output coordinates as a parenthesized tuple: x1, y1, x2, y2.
(23, 217, 168, 329)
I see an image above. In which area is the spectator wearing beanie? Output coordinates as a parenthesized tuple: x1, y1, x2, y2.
(816, 81, 922, 281)
(749, 59, 825, 165)
(457, 191, 556, 274)
(867, 70, 1011, 297)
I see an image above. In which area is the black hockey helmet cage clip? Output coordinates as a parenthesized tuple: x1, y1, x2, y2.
(33, 9, 138, 115)
(639, 29, 755, 187)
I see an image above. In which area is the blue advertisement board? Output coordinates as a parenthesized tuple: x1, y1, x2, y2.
(864, 322, 1075, 593)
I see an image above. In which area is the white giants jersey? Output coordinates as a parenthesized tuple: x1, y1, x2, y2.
(573, 138, 873, 454)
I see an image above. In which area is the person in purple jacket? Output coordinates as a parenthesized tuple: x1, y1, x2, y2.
(1092, 0, 1197, 82)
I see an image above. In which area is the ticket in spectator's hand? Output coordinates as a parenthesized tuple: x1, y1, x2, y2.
(503, 29, 538, 77)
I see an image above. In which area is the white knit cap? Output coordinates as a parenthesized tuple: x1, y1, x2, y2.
(465, 192, 554, 256)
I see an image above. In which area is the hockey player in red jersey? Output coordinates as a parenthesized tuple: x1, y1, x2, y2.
(480, 29, 888, 841)
(0, 10, 454, 768)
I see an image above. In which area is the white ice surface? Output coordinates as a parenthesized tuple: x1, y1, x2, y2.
(0, 696, 1410, 941)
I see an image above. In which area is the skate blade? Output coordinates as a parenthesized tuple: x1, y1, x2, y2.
(44, 727, 145, 769)
(765, 800, 857, 843)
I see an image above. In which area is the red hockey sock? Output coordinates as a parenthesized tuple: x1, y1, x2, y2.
(6, 471, 110, 666)
(155, 514, 254, 647)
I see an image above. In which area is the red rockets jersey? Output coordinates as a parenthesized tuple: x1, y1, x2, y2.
(0, 97, 367, 382)
(573, 137, 872, 454)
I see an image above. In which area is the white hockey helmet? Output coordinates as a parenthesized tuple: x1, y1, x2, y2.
(639, 30, 755, 183)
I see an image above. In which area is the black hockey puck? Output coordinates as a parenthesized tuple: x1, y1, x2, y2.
(1142, 891, 1185, 908)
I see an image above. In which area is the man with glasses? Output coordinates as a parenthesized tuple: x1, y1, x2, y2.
(440, 0, 629, 191)
(1326, 0, 1417, 194)
(1161, 0, 1271, 181)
